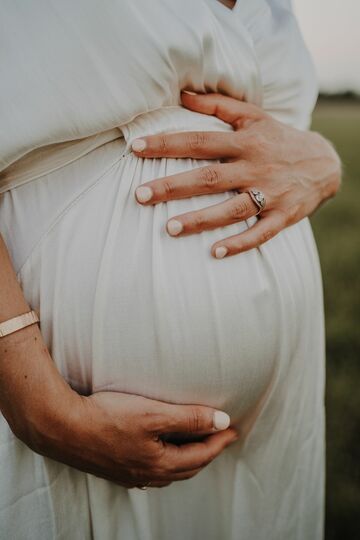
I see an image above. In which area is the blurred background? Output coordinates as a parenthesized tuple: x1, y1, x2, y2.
(293, 1, 360, 538)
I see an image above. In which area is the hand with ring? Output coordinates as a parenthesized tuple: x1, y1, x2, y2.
(133, 92, 341, 258)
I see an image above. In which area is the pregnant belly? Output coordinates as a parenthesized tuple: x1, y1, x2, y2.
(1, 108, 317, 424)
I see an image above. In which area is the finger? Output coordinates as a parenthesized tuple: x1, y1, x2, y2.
(134, 463, 209, 486)
(134, 481, 172, 489)
(146, 481, 172, 488)
(165, 193, 259, 237)
(132, 131, 243, 159)
(148, 402, 231, 435)
(161, 427, 238, 473)
(134, 162, 254, 205)
(171, 470, 203, 481)
(163, 466, 206, 483)
(128, 466, 204, 487)
(211, 210, 287, 258)
(105, 478, 172, 489)
(152, 467, 204, 484)
(181, 91, 265, 129)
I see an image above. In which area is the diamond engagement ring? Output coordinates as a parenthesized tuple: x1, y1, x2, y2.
(246, 188, 266, 215)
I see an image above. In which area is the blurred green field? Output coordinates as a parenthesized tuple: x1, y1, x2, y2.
(310, 99, 360, 539)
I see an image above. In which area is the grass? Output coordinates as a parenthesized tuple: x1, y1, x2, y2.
(310, 99, 360, 539)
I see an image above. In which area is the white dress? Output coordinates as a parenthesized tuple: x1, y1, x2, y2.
(0, 1, 325, 539)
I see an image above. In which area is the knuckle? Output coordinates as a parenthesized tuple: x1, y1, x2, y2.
(229, 199, 251, 220)
(156, 453, 179, 477)
(193, 213, 207, 231)
(158, 135, 169, 153)
(141, 409, 162, 430)
(151, 438, 166, 458)
(150, 456, 168, 477)
(260, 229, 274, 244)
(187, 406, 204, 433)
(199, 166, 220, 188)
(187, 131, 207, 151)
(151, 462, 168, 478)
(162, 180, 175, 198)
(157, 461, 170, 476)
(144, 412, 171, 437)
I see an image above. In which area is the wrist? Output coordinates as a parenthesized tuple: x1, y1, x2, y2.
(0, 325, 80, 453)
(0, 235, 84, 457)
(28, 394, 105, 474)
(14, 382, 82, 456)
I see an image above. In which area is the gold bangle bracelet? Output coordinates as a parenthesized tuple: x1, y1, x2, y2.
(0, 310, 40, 338)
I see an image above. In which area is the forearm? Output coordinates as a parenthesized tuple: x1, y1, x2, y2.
(0, 234, 76, 445)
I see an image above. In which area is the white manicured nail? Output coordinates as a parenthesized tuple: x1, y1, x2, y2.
(182, 90, 197, 96)
(136, 186, 153, 203)
(213, 411, 230, 431)
(215, 246, 228, 259)
(132, 139, 147, 152)
(167, 219, 183, 236)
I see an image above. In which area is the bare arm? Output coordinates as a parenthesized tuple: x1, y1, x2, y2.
(0, 235, 75, 442)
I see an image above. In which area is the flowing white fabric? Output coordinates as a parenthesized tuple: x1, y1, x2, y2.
(0, 1, 325, 539)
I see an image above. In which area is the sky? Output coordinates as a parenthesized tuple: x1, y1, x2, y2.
(293, 0, 360, 93)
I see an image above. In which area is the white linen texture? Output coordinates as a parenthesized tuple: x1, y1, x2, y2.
(0, 1, 324, 539)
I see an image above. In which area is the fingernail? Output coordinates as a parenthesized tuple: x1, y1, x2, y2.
(167, 219, 183, 236)
(213, 411, 231, 431)
(182, 90, 197, 96)
(215, 246, 228, 259)
(132, 139, 147, 152)
(136, 186, 153, 203)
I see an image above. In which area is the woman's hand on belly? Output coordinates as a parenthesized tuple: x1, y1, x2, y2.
(18, 388, 237, 489)
(133, 92, 341, 258)
(0, 232, 238, 489)
(63, 391, 238, 488)
(1, 326, 237, 489)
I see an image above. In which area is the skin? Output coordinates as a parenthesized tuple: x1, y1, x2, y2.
(133, 92, 341, 258)
(0, 235, 238, 489)
(218, 0, 236, 8)
(0, 88, 341, 490)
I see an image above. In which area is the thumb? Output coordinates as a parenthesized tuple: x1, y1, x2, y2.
(181, 91, 263, 128)
(153, 402, 231, 435)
